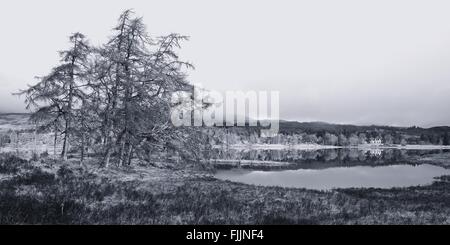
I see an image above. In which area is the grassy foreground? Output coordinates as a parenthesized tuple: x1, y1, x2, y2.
(1, 153, 450, 224)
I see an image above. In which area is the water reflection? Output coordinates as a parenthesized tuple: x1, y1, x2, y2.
(215, 164, 450, 190)
(210, 148, 449, 167)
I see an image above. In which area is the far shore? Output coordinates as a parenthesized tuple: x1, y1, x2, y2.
(214, 143, 450, 151)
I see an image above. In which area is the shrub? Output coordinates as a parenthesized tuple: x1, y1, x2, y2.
(0, 153, 28, 174)
(14, 168, 56, 186)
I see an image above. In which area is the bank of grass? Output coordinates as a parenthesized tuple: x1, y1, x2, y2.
(1, 153, 450, 224)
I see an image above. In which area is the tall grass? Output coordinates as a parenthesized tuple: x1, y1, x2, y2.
(1, 153, 450, 224)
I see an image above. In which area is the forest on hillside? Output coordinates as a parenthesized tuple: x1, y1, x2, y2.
(211, 121, 450, 146)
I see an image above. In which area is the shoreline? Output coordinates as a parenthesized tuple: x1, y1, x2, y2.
(215, 143, 450, 151)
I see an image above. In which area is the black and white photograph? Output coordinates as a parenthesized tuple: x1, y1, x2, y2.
(1, 0, 450, 232)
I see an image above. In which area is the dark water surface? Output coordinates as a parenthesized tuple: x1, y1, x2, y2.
(212, 148, 450, 190)
(215, 164, 450, 190)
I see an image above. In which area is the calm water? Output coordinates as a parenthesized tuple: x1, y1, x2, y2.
(210, 147, 449, 165)
(212, 148, 450, 190)
(215, 164, 450, 190)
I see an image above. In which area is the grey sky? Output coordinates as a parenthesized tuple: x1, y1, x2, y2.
(1, 0, 450, 127)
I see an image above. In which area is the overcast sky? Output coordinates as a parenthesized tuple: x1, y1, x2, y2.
(1, 0, 450, 127)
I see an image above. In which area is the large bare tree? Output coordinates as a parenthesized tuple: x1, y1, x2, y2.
(19, 10, 208, 167)
(18, 33, 90, 160)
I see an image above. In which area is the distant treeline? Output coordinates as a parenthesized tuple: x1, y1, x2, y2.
(210, 121, 450, 146)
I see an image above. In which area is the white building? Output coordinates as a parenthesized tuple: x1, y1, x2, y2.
(369, 138, 382, 145)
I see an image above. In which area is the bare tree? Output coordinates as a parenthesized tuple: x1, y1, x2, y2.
(18, 10, 207, 168)
(18, 33, 90, 160)
(89, 10, 196, 167)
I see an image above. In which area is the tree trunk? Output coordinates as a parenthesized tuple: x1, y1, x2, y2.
(53, 130, 57, 156)
(104, 148, 112, 167)
(61, 129, 69, 161)
(126, 144, 133, 165)
(118, 140, 126, 166)
(81, 132, 85, 162)
(61, 40, 79, 161)
(103, 16, 129, 168)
